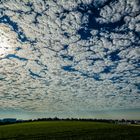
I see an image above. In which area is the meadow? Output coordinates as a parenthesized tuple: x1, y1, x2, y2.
(0, 121, 140, 140)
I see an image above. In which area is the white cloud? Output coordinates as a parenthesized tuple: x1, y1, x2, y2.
(0, 0, 139, 116)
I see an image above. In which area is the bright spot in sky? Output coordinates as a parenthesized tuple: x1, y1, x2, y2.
(0, 25, 17, 58)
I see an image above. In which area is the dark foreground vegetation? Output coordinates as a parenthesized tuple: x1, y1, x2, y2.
(0, 121, 140, 140)
(0, 117, 140, 125)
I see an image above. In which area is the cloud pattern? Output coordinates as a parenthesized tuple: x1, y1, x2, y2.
(0, 0, 140, 116)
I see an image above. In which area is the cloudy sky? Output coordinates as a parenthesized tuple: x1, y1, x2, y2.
(0, 0, 140, 120)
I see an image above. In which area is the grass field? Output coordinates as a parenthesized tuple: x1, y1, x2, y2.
(0, 121, 140, 140)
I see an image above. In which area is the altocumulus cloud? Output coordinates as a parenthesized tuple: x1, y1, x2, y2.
(0, 0, 140, 117)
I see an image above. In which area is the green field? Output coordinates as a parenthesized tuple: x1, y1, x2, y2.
(0, 121, 140, 140)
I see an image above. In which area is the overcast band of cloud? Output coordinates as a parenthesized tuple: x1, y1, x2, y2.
(0, 0, 140, 118)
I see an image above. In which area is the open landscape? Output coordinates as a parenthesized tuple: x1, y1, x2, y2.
(0, 0, 140, 140)
(0, 121, 140, 140)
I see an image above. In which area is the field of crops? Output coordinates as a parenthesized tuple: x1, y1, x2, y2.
(0, 121, 140, 140)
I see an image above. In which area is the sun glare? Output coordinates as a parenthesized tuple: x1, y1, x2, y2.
(0, 24, 18, 58)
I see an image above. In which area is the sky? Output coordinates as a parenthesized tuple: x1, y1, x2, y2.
(0, 0, 140, 120)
